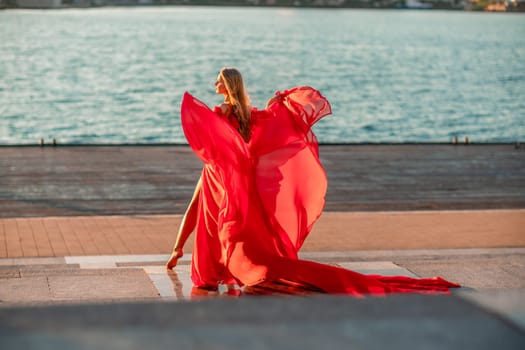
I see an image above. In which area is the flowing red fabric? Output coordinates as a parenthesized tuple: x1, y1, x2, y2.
(180, 87, 460, 296)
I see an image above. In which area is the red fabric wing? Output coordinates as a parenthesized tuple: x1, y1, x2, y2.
(180, 89, 460, 295)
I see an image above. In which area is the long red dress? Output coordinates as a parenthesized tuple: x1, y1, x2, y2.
(181, 87, 459, 296)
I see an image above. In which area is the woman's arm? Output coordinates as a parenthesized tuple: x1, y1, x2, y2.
(166, 176, 202, 269)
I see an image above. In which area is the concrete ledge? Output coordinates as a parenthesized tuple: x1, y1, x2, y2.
(1, 294, 524, 350)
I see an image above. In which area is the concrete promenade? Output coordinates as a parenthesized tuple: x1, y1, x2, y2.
(1, 144, 524, 349)
(2, 144, 524, 217)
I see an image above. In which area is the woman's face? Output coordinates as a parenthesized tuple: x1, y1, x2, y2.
(215, 74, 227, 96)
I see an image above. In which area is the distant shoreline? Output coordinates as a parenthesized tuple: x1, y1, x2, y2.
(1, 2, 525, 13)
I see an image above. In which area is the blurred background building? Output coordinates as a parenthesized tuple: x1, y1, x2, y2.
(1, 0, 523, 13)
(15, 0, 62, 7)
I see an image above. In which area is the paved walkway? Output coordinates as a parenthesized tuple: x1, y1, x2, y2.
(1, 209, 524, 339)
(1, 209, 524, 258)
(1, 248, 524, 349)
(1, 145, 524, 349)
(2, 248, 524, 301)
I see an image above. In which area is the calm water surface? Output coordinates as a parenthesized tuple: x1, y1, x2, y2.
(1, 8, 524, 144)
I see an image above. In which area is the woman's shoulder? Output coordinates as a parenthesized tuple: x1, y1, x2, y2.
(213, 103, 232, 116)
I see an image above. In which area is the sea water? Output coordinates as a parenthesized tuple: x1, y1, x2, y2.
(1, 7, 524, 144)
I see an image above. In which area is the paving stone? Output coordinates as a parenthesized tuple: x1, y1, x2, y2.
(3, 210, 524, 258)
(0, 277, 51, 303)
(48, 269, 160, 301)
(0, 267, 21, 278)
(18, 265, 82, 277)
(396, 255, 525, 290)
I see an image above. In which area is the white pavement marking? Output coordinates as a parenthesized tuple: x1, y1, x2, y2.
(0, 257, 66, 266)
(64, 254, 189, 268)
(142, 266, 176, 299)
(6, 248, 524, 268)
(142, 265, 194, 300)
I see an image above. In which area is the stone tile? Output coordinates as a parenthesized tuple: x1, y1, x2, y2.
(0, 277, 52, 303)
(48, 269, 160, 301)
(305, 209, 525, 251)
(3, 209, 525, 258)
(21, 247, 40, 257)
(0, 243, 6, 258)
(396, 255, 525, 290)
(5, 251, 24, 259)
(0, 268, 20, 278)
(49, 243, 70, 256)
(19, 265, 81, 277)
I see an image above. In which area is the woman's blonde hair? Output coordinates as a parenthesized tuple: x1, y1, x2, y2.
(220, 67, 251, 142)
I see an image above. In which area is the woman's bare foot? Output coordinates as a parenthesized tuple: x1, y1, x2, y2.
(166, 248, 183, 269)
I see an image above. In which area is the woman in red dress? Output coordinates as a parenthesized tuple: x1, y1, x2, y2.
(166, 67, 459, 296)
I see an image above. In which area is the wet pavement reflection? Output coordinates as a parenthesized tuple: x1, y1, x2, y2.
(166, 270, 185, 299)
(132, 258, 427, 300)
(132, 259, 424, 301)
(162, 267, 323, 299)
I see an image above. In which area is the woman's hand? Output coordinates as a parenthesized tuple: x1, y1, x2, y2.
(166, 248, 184, 269)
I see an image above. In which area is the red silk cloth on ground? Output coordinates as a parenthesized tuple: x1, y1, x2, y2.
(180, 87, 459, 296)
